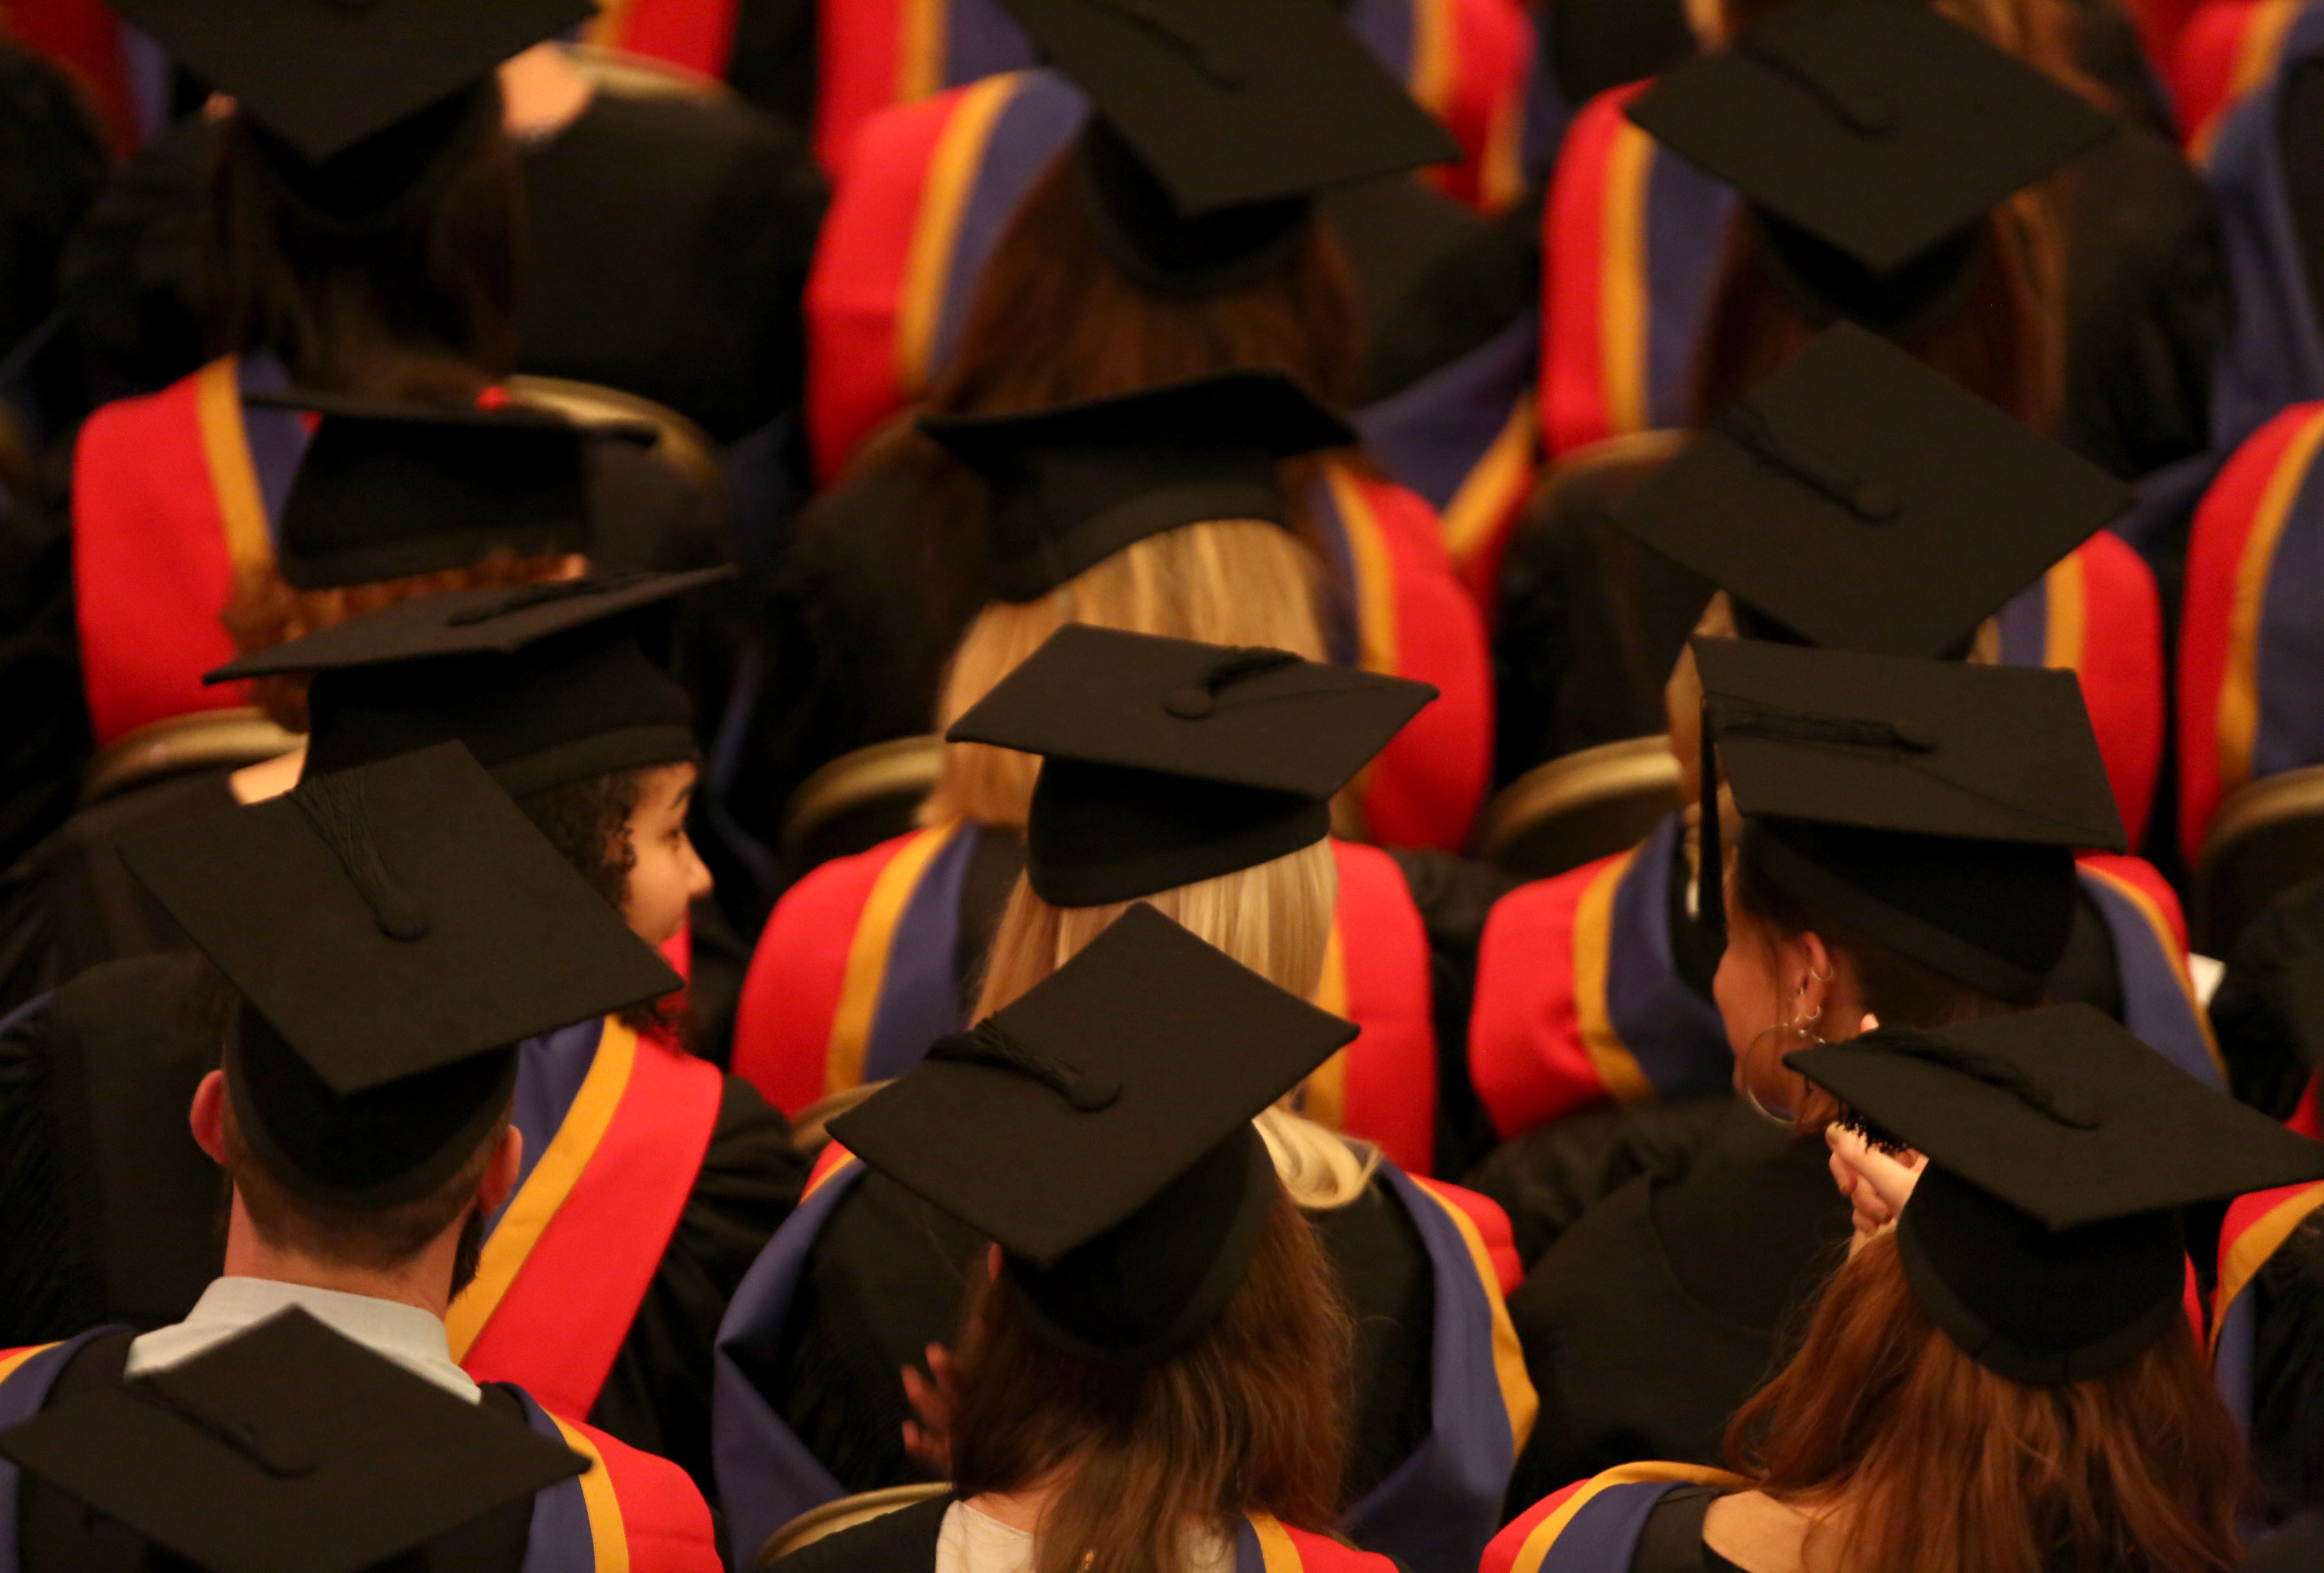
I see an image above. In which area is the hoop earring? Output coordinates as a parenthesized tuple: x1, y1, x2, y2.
(1739, 1009, 1824, 1126)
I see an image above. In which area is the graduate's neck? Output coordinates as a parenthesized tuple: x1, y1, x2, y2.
(217, 1187, 466, 1320)
(500, 43, 596, 141)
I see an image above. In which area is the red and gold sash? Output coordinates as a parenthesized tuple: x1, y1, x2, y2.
(579, 0, 741, 79)
(1403, 0, 1532, 215)
(2177, 401, 2324, 863)
(2175, 0, 2310, 162)
(5, 0, 140, 152)
(520, 1392, 724, 1572)
(448, 1019, 725, 1422)
(1238, 1515, 1404, 1573)
(2215, 1180, 2324, 1353)
(1489, 1464, 1749, 1573)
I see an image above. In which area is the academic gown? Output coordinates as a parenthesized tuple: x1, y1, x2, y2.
(1484, 1470, 1756, 1573)
(0, 38, 108, 447)
(714, 1156, 1535, 1573)
(0, 953, 805, 1496)
(0, 1331, 720, 1572)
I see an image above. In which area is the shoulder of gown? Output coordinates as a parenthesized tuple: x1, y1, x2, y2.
(1462, 1094, 1738, 1272)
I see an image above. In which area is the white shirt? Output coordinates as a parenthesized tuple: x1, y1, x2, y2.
(124, 1277, 480, 1403)
(935, 1503, 1236, 1573)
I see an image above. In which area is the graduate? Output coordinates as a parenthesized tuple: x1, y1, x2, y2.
(1500, 0, 2208, 785)
(1486, 1004, 2320, 1573)
(1488, 637, 2196, 1508)
(0, 568, 804, 1494)
(1466, 326, 2207, 1167)
(717, 628, 1535, 1573)
(740, 0, 1494, 860)
(732, 377, 1515, 1173)
(0, 743, 723, 1571)
(740, 908, 1422, 1573)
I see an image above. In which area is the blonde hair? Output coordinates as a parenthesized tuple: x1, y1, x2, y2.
(922, 520, 1328, 828)
(977, 838, 1378, 1209)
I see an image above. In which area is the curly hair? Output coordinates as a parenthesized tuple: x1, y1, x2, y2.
(516, 768, 679, 1033)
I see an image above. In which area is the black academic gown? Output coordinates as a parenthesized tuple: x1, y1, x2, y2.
(0, 952, 803, 1494)
(2248, 1222, 2324, 1516)
(11, 1332, 535, 1573)
(766, 1169, 1436, 1508)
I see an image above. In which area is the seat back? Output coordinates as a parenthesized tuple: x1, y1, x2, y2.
(2195, 764, 2324, 956)
(1476, 735, 1683, 881)
(504, 374, 724, 494)
(758, 1483, 953, 1565)
(81, 708, 302, 809)
(780, 736, 945, 875)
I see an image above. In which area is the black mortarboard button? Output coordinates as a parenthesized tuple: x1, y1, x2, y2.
(204, 569, 727, 797)
(998, 0, 1460, 293)
(248, 392, 654, 591)
(1627, 0, 2114, 331)
(120, 742, 681, 1208)
(945, 626, 1436, 905)
(831, 903, 1358, 1365)
(1788, 1006, 2324, 1384)
(918, 369, 1355, 604)
(0, 1308, 583, 1573)
(1611, 324, 2131, 659)
(1693, 637, 2125, 1002)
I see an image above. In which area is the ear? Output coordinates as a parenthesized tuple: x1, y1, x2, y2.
(189, 1071, 230, 1166)
(475, 1124, 525, 1218)
(1789, 929, 1837, 1018)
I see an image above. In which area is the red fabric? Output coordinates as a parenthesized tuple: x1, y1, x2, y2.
(1331, 841, 1439, 1175)
(1482, 1479, 1593, 1573)
(1539, 85, 1651, 456)
(1450, 451, 1539, 623)
(812, 0, 908, 176)
(2128, 0, 2213, 81)
(2171, 0, 2271, 144)
(460, 1038, 724, 1421)
(804, 1141, 858, 1193)
(1346, 473, 1493, 852)
(731, 834, 919, 1116)
(1272, 1521, 1404, 1573)
(2292, 1075, 2322, 1139)
(2075, 853, 2191, 953)
(1422, 0, 1534, 213)
(5, 0, 138, 152)
(2177, 403, 2324, 862)
(805, 86, 964, 483)
(1467, 855, 1622, 1140)
(71, 371, 254, 745)
(577, 1417, 725, 1571)
(2071, 531, 2166, 850)
(1420, 1179, 1523, 1294)
(600, 0, 739, 77)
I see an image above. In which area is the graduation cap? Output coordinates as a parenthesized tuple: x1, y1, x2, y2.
(1611, 324, 2131, 658)
(999, 0, 1460, 293)
(1693, 637, 2125, 1003)
(945, 625, 1436, 905)
(831, 902, 1358, 1365)
(1627, 0, 2113, 333)
(0, 1308, 583, 1573)
(919, 368, 1355, 603)
(112, 0, 588, 220)
(206, 569, 724, 796)
(253, 391, 651, 591)
(1788, 1006, 2324, 1383)
(120, 742, 681, 1209)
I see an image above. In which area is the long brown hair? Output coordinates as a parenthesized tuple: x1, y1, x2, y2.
(1727, 1231, 2248, 1573)
(948, 1184, 1356, 1573)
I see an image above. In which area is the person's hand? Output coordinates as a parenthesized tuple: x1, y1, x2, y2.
(1827, 1124, 1925, 1256)
(900, 1343, 958, 1474)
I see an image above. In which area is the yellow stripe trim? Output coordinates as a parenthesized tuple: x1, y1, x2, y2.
(1326, 465, 1401, 680)
(446, 1019, 638, 1361)
(2219, 409, 2324, 804)
(1412, 1177, 1540, 1455)
(895, 0, 949, 104)
(1247, 1513, 1306, 1573)
(1299, 919, 1352, 1133)
(1508, 1464, 1747, 1573)
(2214, 1183, 2324, 1353)
(1406, 0, 1455, 121)
(552, 1416, 633, 1573)
(824, 827, 954, 1097)
(2041, 549, 2087, 674)
(2197, 0, 2306, 163)
(1477, 69, 1528, 215)
(1574, 852, 1654, 1102)
(581, 0, 634, 48)
(2081, 865, 2224, 1081)
(1598, 124, 1655, 439)
(1441, 391, 1537, 567)
(895, 73, 1018, 395)
(804, 1151, 862, 1201)
(0, 1342, 62, 1387)
(195, 356, 273, 576)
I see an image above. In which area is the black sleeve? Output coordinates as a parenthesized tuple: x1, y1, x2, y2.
(0, 440, 88, 874)
(1384, 846, 1522, 1180)
(1459, 1095, 1736, 1272)
(2283, 53, 2324, 357)
(2253, 1220, 2324, 1514)
(1312, 1183, 1437, 1507)
(56, 113, 214, 401)
(2211, 876, 2324, 1121)
(0, 1001, 95, 1349)
(725, 0, 821, 136)
(589, 1072, 807, 1496)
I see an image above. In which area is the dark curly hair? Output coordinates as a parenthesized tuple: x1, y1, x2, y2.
(516, 768, 679, 1032)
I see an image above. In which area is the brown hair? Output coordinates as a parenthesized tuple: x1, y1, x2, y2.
(222, 548, 579, 730)
(1726, 1231, 2248, 1573)
(516, 766, 682, 1036)
(948, 1183, 1356, 1573)
(203, 85, 522, 396)
(218, 1085, 506, 1295)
